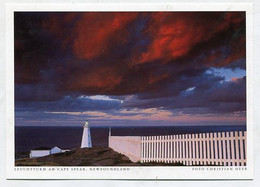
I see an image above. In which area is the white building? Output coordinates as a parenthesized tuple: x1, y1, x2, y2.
(81, 120, 92, 148)
(30, 146, 69, 158)
(50, 146, 63, 154)
(30, 150, 50, 158)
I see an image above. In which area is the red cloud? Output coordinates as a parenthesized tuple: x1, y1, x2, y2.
(43, 12, 245, 67)
(73, 13, 138, 59)
(65, 65, 122, 93)
(39, 12, 245, 95)
(136, 12, 245, 65)
(43, 13, 138, 60)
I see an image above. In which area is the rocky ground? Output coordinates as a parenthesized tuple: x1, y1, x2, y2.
(15, 147, 184, 166)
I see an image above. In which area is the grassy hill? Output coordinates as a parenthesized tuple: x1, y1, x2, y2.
(15, 147, 184, 166)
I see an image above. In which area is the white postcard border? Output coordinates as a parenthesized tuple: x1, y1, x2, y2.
(5, 3, 253, 179)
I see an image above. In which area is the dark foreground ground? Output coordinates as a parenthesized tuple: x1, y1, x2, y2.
(15, 147, 184, 166)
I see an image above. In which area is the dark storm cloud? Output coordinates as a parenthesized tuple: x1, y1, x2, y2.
(15, 12, 246, 116)
(15, 13, 65, 84)
(15, 84, 62, 102)
(123, 76, 246, 114)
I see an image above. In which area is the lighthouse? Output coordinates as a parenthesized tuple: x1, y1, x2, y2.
(81, 120, 92, 148)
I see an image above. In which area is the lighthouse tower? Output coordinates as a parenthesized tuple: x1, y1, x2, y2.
(81, 120, 92, 148)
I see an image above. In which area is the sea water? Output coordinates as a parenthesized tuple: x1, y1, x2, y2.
(15, 125, 246, 153)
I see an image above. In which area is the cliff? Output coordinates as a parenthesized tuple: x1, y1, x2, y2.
(15, 147, 184, 166)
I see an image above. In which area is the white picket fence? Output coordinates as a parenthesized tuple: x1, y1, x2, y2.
(141, 131, 247, 166)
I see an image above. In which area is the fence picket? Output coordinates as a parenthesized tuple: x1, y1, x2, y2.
(139, 131, 246, 165)
(235, 131, 239, 166)
(185, 134, 188, 165)
(170, 135, 173, 163)
(199, 133, 203, 165)
(230, 132, 235, 166)
(189, 134, 192, 165)
(239, 131, 244, 166)
(206, 133, 210, 165)
(222, 132, 226, 166)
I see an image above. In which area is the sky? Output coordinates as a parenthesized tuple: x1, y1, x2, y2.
(14, 12, 246, 127)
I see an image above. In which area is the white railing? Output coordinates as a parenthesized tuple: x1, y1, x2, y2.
(141, 131, 247, 166)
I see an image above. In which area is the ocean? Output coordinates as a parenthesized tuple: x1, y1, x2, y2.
(15, 125, 246, 153)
